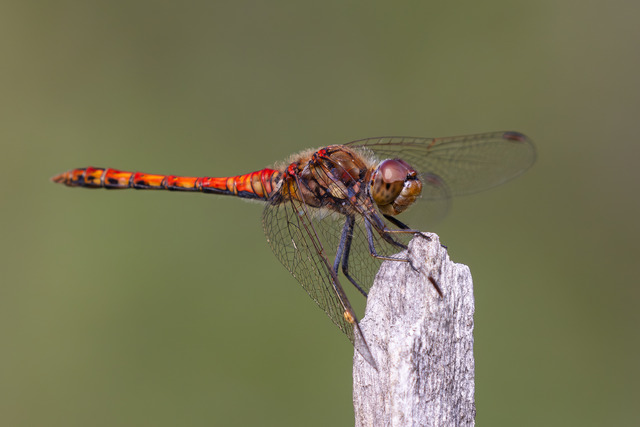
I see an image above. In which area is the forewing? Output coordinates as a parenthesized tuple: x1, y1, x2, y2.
(262, 197, 354, 339)
(346, 131, 536, 198)
(262, 195, 380, 367)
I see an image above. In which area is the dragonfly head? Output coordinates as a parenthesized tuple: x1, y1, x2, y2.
(371, 159, 422, 216)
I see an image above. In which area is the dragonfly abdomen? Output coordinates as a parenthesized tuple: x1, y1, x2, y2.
(51, 167, 282, 200)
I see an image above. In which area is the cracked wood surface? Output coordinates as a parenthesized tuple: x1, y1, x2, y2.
(353, 234, 476, 427)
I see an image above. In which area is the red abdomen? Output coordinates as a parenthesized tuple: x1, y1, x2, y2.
(51, 167, 282, 200)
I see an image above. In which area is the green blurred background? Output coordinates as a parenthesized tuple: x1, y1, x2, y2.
(1, 1, 638, 425)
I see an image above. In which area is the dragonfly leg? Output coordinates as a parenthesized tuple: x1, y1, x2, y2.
(382, 214, 449, 250)
(382, 214, 431, 240)
(367, 213, 409, 250)
(364, 217, 410, 262)
(333, 216, 350, 274)
(338, 215, 369, 298)
(383, 214, 410, 230)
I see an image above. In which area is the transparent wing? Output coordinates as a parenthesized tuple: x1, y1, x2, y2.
(262, 188, 380, 367)
(263, 198, 347, 334)
(345, 131, 536, 199)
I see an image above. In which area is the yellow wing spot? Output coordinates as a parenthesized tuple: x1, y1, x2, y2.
(343, 310, 356, 325)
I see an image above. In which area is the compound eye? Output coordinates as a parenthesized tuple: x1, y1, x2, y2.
(371, 159, 416, 208)
(378, 159, 413, 184)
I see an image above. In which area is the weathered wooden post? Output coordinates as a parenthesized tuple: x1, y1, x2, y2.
(353, 234, 476, 426)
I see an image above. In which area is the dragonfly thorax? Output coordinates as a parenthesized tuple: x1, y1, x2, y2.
(370, 159, 422, 216)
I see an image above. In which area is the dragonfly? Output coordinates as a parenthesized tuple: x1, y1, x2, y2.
(52, 131, 536, 369)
